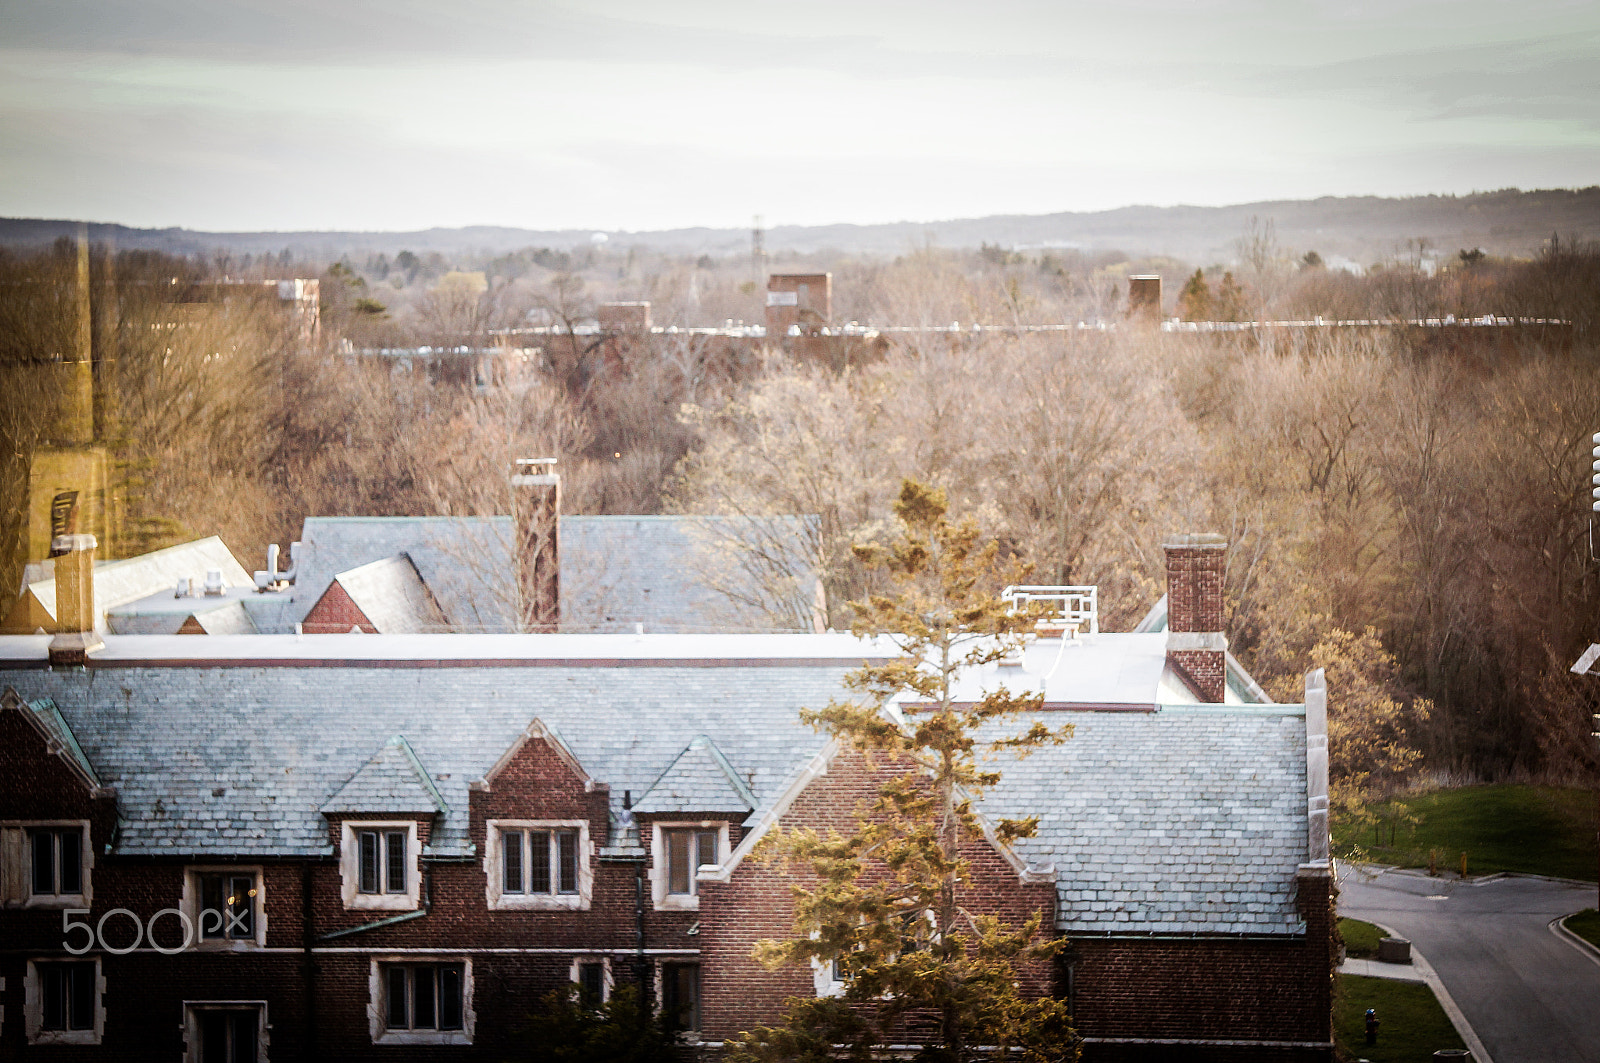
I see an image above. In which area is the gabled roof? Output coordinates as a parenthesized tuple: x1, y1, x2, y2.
(288, 515, 820, 634)
(331, 554, 449, 634)
(633, 735, 755, 813)
(321, 734, 448, 815)
(4, 536, 251, 634)
(0, 689, 107, 796)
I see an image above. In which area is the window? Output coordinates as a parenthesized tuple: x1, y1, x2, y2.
(184, 868, 264, 948)
(25, 958, 102, 1045)
(570, 957, 611, 1004)
(1, 822, 92, 907)
(650, 822, 727, 910)
(660, 962, 701, 1033)
(371, 959, 473, 1045)
(338, 822, 419, 911)
(359, 829, 408, 895)
(31, 828, 82, 897)
(183, 1004, 265, 1063)
(485, 820, 591, 910)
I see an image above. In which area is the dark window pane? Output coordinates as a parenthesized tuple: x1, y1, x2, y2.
(228, 875, 254, 938)
(67, 963, 94, 1030)
(530, 831, 551, 893)
(696, 831, 718, 872)
(577, 961, 603, 1001)
(557, 831, 578, 894)
(201, 873, 224, 938)
(667, 831, 690, 894)
(359, 831, 379, 894)
(57, 830, 82, 894)
(229, 1011, 257, 1063)
(41, 965, 67, 1030)
(200, 1010, 228, 1060)
(662, 963, 700, 1030)
(439, 965, 464, 1030)
(31, 830, 54, 895)
(413, 965, 436, 1029)
(385, 831, 407, 894)
(503, 830, 523, 893)
(386, 965, 409, 1028)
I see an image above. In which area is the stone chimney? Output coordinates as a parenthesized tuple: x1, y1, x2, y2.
(512, 458, 560, 633)
(1163, 533, 1227, 702)
(49, 533, 103, 665)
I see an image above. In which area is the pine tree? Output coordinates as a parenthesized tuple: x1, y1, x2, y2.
(730, 480, 1078, 1063)
(1216, 270, 1250, 322)
(1177, 268, 1213, 321)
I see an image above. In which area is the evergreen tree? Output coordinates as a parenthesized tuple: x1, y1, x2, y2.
(1177, 268, 1213, 321)
(1216, 270, 1250, 322)
(730, 480, 1078, 1063)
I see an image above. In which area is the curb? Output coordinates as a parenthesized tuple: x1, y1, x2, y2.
(1550, 914, 1600, 970)
(1363, 919, 1494, 1063)
(1342, 863, 1596, 890)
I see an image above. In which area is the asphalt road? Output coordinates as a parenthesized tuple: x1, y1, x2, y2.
(1339, 866, 1600, 1063)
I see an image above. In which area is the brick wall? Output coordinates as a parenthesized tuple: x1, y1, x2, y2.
(1164, 535, 1228, 702)
(697, 747, 1058, 1044)
(301, 580, 375, 634)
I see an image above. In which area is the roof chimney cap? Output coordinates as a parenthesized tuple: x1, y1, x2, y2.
(50, 534, 98, 554)
(511, 456, 560, 487)
(1161, 533, 1226, 550)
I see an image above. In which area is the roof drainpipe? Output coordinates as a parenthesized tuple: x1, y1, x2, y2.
(316, 865, 431, 941)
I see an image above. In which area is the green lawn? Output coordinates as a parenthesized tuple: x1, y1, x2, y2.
(1340, 917, 1384, 959)
(1566, 909, 1600, 950)
(1333, 785, 1598, 882)
(1335, 974, 1466, 1063)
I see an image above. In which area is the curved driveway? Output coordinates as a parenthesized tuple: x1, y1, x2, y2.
(1338, 865, 1599, 1063)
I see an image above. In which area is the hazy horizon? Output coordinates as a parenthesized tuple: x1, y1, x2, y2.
(3, 0, 1596, 234)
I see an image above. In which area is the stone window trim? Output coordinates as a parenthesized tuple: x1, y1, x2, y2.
(570, 955, 613, 1002)
(24, 956, 105, 1046)
(648, 821, 729, 912)
(1, 820, 93, 909)
(483, 819, 592, 911)
(368, 956, 475, 1046)
(181, 866, 267, 950)
(339, 821, 421, 912)
(181, 1000, 269, 1063)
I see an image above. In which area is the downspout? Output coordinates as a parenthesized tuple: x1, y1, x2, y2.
(316, 865, 431, 941)
(301, 862, 317, 1060)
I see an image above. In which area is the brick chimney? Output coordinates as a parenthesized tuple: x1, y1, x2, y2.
(512, 458, 560, 633)
(49, 533, 103, 665)
(1163, 533, 1227, 702)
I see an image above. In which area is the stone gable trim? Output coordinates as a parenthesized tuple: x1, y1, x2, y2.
(472, 717, 598, 794)
(0, 688, 109, 797)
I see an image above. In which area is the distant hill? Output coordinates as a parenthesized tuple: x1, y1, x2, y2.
(4, 188, 1597, 266)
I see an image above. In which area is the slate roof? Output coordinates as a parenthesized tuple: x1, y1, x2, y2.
(0, 630, 1312, 936)
(332, 554, 449, 633)
(633, 735, 756, 814)
(4, 536, 251, 634)
(321, 735, 448, 814)
(288, 515, 819, 634)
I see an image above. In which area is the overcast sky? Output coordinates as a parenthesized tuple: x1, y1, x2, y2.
(1, 0, 1596, 233)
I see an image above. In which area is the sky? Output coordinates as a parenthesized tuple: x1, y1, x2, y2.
(1, 0, 1596, 233)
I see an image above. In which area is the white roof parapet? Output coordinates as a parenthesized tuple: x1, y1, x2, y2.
(1304, 668, 1329, 866)
(1002, 585, 1098, 636)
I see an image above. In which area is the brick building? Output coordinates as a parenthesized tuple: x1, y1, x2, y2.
(0, 536, 1332, 1061)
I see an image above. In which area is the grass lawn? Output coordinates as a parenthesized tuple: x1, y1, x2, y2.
(1566, 909, 1600, 950)
(1335, 974, 1466, 1062)
(1333, 784, 1597, 882)
(1340, 917, 1384, 959)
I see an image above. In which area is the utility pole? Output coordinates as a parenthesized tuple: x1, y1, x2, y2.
(1575, 431, 1600, 911)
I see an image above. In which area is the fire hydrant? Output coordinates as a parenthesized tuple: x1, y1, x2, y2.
(1365, 1007, 1380, 1045)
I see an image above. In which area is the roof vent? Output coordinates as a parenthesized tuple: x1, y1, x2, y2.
(175, 577, 194, 598)
(203, 569, 224, 596)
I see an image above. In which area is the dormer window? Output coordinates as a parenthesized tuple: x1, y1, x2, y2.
(484, 820, 591, 910)
(359, 829, 408, 895)
(339, 821, 421, 911)
(1, 821, 92, 908)
(649, 821, 728, 911)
